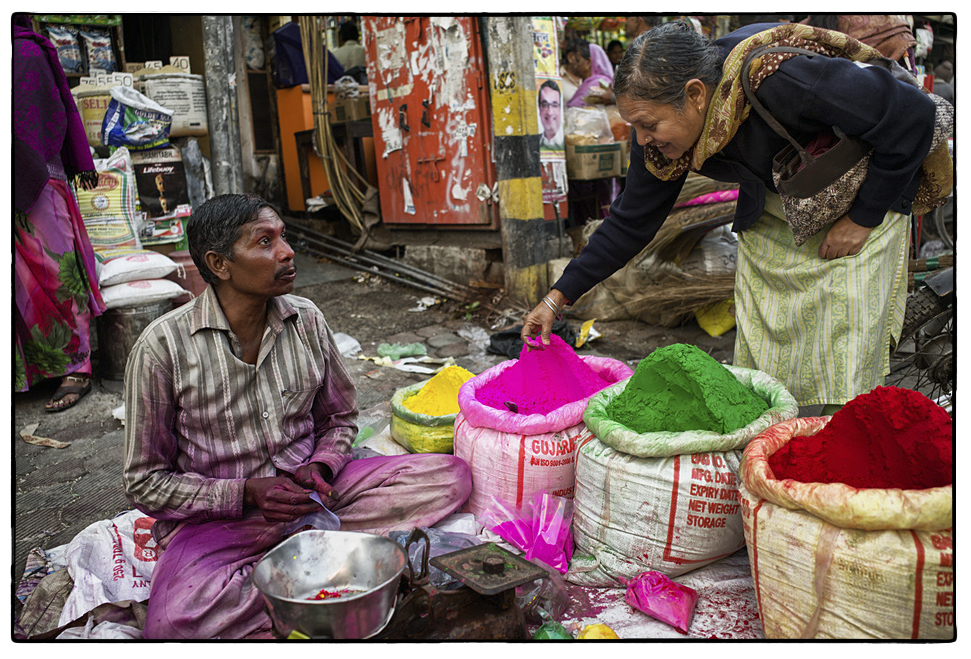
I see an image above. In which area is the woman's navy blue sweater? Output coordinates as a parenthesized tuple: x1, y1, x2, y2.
(553, 23, 938, 304)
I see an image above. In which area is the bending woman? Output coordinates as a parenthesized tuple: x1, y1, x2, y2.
(522, 21, 951, 412)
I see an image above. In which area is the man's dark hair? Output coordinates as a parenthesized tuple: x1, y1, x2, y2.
(187, 194, 277, 285)
(339, 21, 359, 44)
(539, 79, 561, 98)
(607, 39, 624, 52)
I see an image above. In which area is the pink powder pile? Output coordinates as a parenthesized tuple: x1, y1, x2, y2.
(475, 334, 615, 415)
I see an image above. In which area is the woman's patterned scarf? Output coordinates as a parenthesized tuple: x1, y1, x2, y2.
(644, 23, 952, 216)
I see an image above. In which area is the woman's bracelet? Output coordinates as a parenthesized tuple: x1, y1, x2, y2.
(541, 295, 563, 320)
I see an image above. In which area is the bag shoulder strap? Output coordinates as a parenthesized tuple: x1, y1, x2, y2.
(740, 45, 831, 167)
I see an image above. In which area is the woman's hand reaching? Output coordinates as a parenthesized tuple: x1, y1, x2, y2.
(818, 214, 873, 260)
(520, 290, 569, 348)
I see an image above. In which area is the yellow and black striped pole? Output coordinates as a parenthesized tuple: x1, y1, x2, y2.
(485, 17, 561, 308)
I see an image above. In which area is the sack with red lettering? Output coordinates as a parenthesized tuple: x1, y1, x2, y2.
(739, 417, 954, 639)
(454, 356, 632, 520)
(568, 365, 798, 586)
(58, 510, 159, 627)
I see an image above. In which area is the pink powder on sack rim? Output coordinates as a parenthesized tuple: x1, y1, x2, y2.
(475, 334, 616, 415)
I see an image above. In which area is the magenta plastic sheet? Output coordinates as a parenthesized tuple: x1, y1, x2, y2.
(483, 492, 574, 574)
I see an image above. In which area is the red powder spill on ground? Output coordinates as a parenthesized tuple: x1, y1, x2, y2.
(475, 334, 616, 415)
(769, 386, 952, 489)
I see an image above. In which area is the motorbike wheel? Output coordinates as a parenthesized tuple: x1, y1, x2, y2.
(887, 286, 954, 413)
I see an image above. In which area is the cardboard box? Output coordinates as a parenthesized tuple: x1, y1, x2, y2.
(566, 142, 622, 180)
(331, 96, 371, 123)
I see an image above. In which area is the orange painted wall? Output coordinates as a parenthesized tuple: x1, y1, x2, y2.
(276, 85, 329, 212)
(276, 85, 379, 213)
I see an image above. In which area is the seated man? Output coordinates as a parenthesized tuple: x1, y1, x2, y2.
(123, 194, 472, 639)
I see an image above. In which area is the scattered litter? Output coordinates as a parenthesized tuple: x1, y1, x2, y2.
(20, 423, 70, 449)
(409, 296, 440, 312)
(353, 425, 410, 457)
(376, 342, 427, 359)
(359, 354, 455, 374)
(333, 332, 362, 357)
(575, 318, 602, 348)
(457, 324, 490, 354)
(112, 404, 126, 424)
(431, 512, 480, 536)
(304, 195, 330, 212)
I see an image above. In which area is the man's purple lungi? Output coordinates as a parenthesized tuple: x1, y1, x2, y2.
(143, 453, 471, 639)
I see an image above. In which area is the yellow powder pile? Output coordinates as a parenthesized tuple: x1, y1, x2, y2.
(404, 365, 475, 416)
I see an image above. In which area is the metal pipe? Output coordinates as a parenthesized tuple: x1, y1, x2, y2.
(295, 231, 466, 297)
(285, 220, 477, 296)
(288, 219, 475, 293)
(292, 231, 474, 302)
(301, 246, 463, 301)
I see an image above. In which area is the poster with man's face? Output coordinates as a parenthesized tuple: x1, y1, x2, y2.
(537, 78, 564, 157)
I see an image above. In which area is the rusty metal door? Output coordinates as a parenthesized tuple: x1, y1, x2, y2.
(363, 16, 498, 227)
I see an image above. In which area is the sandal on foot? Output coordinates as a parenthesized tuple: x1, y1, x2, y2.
(45, 375, 92, 413)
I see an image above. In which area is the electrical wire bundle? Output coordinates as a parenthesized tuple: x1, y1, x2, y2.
(298, 16, 370, 238)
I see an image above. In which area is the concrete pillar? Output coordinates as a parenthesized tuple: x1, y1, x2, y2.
(484, 17, 561, 307)
(201, 15, 244, 195)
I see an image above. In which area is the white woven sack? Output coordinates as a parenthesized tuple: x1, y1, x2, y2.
(568, 431, 746, 586)
(58, 510, 159, 627)
(95, 247, 178, 286)
(454, 355, 633, 520)
(454, 414, 586, 519)
(739, 417, 954, 639)
(100, 279, 187, 309)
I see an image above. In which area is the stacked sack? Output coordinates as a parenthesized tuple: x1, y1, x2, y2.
(76, 148, 188, 311)
(568, 343, 798, 586)
(454, 335, 632, 518)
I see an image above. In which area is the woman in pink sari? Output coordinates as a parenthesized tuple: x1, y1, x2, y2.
(568, 43, 615, 108)
(13, 15, 106, 411)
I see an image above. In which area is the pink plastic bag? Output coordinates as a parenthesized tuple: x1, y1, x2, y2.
(622, 571, 699, 633)
(482, 492, 574, 574)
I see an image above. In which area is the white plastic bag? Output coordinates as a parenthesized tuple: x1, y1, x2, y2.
(58, 511, 158, 627)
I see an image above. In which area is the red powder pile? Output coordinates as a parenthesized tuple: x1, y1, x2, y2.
(769, 386, 952, 489)
(475, 334, 616, 415)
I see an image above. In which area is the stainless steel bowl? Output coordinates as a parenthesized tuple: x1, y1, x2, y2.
(252, 530, 407, 639)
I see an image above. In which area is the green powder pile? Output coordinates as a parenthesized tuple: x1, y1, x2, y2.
(606, 343, 769, 434)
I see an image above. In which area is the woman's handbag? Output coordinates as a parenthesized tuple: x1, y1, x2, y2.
(741, 46, 877, 245)
(741, 45, 932, 246)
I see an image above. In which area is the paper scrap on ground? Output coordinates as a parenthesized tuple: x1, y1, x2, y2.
(358, 355, 456, 374)
(21, 423, 70, 449)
